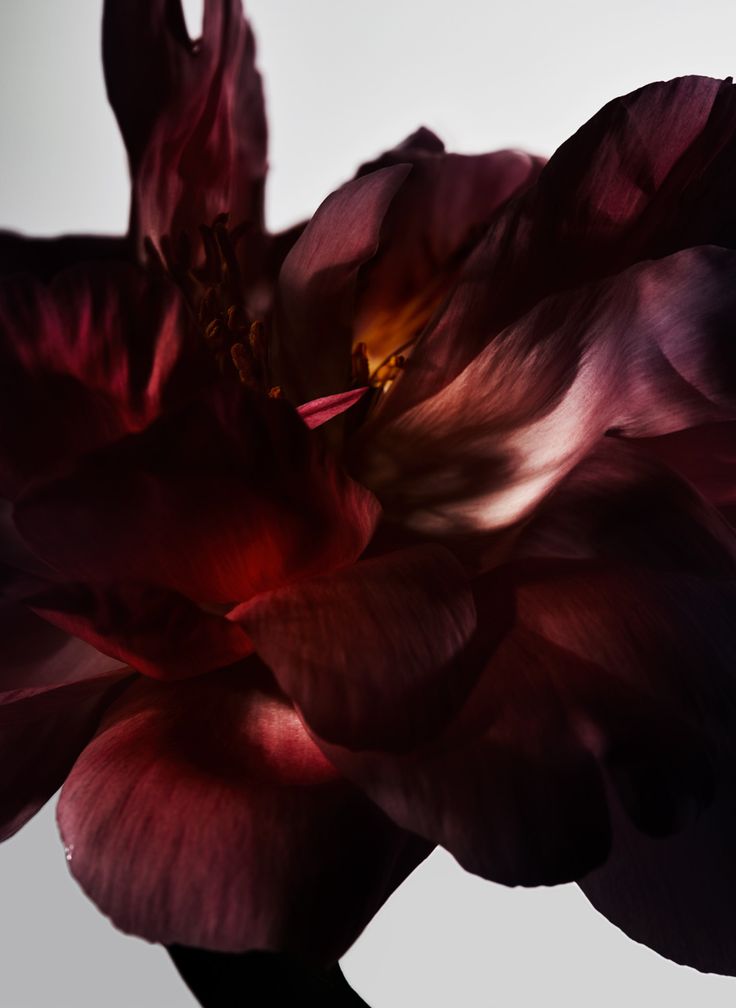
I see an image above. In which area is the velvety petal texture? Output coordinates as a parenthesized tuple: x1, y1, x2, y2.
(0, 262, 205, 499)
(58, 668, 427, 960)
(233, 544, 477, 750)
(103, 0, 267, 259)
(354, 245, 736, 535)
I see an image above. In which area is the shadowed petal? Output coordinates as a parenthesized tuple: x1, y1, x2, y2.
(57, 668, 428, 960)
(317, 445, 736, 887)
(354, 245, 736, 536)
(14, 394, 380, 604)
(232, 544, 477, 750)
(580, 780, 736, 976)
(0, 658, 132, 841)
(0, 262, 207, 499)
(103, 0, 267, 259)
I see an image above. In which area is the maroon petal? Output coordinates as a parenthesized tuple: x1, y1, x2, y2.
(274, 165, 411, 404)
(0, 669, 133, 841)
(103, 0, 267, 259)
(232, 544, 477, 750)
(384, 76, 736, 416)
(14, 394, 380, 604)
(0, 262, 206, 499)
(57, 668, 428, 959)
(30, 581, 253, 682)
(354, 130, 544, 375)
(632, 420, 736, 527)
(580, 779, 736, 975)
(317, 445, 736, 887)
(354, 245, 736, 536)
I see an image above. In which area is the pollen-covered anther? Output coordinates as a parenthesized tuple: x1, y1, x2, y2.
(230, 342, 258, 388)
(371, 353, 406, 392)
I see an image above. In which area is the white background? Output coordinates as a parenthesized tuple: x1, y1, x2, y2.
(1, 1, 736, 1005)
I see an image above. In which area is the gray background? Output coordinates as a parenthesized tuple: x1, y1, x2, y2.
(1, 1, 736, 1005)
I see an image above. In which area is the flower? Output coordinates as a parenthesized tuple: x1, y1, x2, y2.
(3, 0, 736, 998)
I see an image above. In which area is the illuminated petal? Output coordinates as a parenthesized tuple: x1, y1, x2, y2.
(57, 668, 427, 958)
(355, 246, 736, 535)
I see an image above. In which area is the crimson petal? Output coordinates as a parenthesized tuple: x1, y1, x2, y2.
(57, 668, 428, 959)
(232, 544, 477, 750)
(103, 0, 267, 259)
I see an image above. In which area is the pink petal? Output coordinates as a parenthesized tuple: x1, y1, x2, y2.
(103, 0, 267, 259)
(354, 245, 736, 536)
(296, 387, 369, 429)
(57, 668, 428, 959)
(232, 544, 477, 750)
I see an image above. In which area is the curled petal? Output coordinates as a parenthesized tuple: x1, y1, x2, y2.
(355, 245, 736, 535)
(296, 387, 368, 429)
(103, 0, 267, 258)
(232, 544, 477, 750)
(57, 668, 428, 959)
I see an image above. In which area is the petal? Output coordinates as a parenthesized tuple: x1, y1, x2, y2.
(318, 445, 736, 887)
(354, 245, 736, 536)
(632, 420, 736, 526)
(354, 131, 544, 374)
(382, 76, 736, 416)
(0, 262, 207, 499)
(103, 0, 267, 258)
(0, 668, 133, 841)
(580, 779, 736, 976)
(0, 231, 131, 280)
(232, 544, 477, 750)
(296, 387, 369, 430)
(29, 581, 253, 682)
(57, 668, 428, 959)
(274, 165, 411, 404)
(14, 393, 380, 605)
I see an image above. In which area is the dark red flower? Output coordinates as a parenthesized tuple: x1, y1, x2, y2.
(4, 0, 736, 995)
